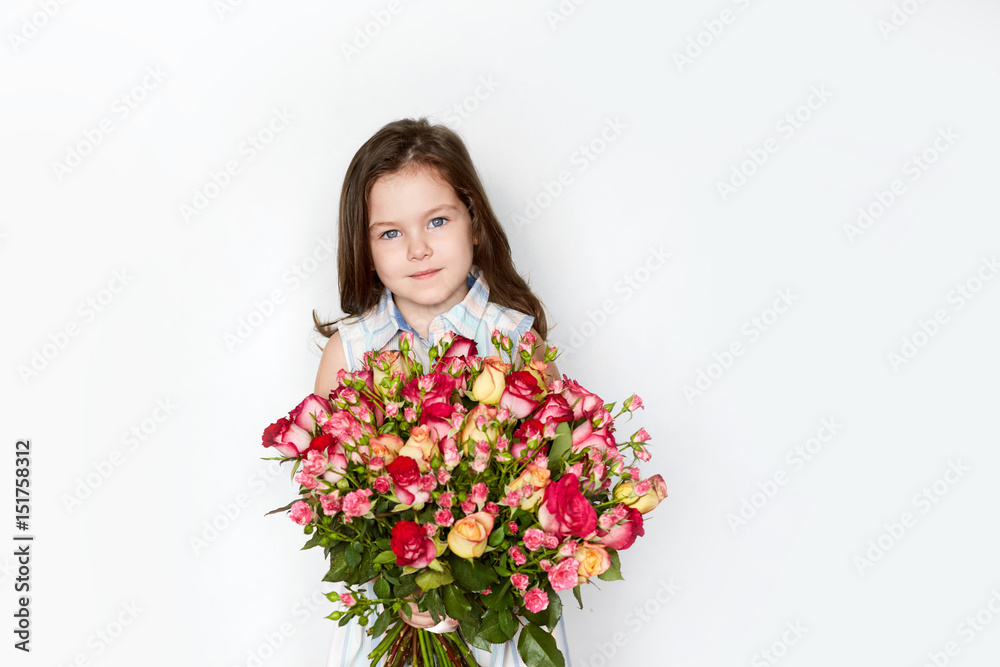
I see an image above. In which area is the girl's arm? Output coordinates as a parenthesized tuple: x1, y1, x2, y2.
(315, 331, 349, 399)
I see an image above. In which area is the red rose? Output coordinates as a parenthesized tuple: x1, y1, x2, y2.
(387, 455, 420, 487)
(537, 473, 597, 538)
(442, 334, 478, 359)
(499, 371, 543, 419)
(595, 506, 644, 550)
(390, 520, 437, 568)
(309, 433, 334, 452)
(532, 393, 573, 425)
(262, 417, 313, 457)
(421, 401, 457, 442)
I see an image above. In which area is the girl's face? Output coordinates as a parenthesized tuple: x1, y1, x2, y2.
(367, 163, 477, 334)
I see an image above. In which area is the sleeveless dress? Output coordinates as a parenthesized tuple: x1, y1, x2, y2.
(324, 264, 573, 666)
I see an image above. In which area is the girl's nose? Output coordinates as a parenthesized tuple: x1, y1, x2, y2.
(407, 235, 431, 260)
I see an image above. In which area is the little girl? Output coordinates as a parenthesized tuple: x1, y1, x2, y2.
(312, 118, 572, 666)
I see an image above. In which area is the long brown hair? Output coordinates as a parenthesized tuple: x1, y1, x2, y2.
(313, 117, 552, 343)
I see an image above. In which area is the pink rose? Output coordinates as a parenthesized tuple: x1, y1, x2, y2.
(387, 456, 428, 506)
(509, 546, 527, 566)
(511, 574, 529, 590)
(372, 475, 391, 494)
(470, 482, 489, 506)
(483, 502, 499, 516)
(320, 492, 341, 516)
(570, 421, 616, 455)
(596, 506, 645, 550)
(402, 372, 456, 409)
(523, 588, 549, 613)
(435, 509, 455, 527)
(537, 473, 598, 539)
(531, 393, 574, 425)
(547, 557, 581, 591)
(441, 333, 478, 359)
(288, 500, 315, 525)
(523, 528, 545, 551)
(499, 371, 543, 419)
(559, 378, 603, 420)
(302, 449, 328, 475)
(340, 593, 356, 606)
(294, 470, 319, 490)
(262, 417, 313, 457)
(507, 522, 518, 534)
(342, 489, 373, 517)
(289, 394, 332, 433)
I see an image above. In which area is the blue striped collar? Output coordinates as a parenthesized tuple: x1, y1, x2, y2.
(375, 263, 489, 349)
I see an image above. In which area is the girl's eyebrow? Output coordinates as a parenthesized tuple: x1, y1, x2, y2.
(370, 204, 458, 229)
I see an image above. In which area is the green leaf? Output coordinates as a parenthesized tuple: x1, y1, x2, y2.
(370, 608, 392, 638)
(344, 546, 362, 568)
(488, 527, 506, 547)
(482, 584, 513, 611)
(301, 531, 323, 550)
(415, 567, 454, 591)
(517, 623, 566, 667)
(442, 586, 475, 623)
(394, 574, 419, 599)
(597, 548, 623, 582)
(421, 588, 447, 623)
(478, 609, 518, 644)
(374, 576, 391, 600)
(572, 585, 583, 610)
(449, 555, 499, 592)
(459, 619, 491, 651)
(547, 422, 573, 470)
(322, 544, 353, 583)
(374, 550, 398, 565)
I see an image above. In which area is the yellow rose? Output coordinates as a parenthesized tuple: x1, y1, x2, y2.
(504, 463, 551, 511)
(372, 350, 410, 397)
(471, 356, 511, 404)
(574, 543, 611, 583)
(397, 425, 439, 472)
(368, 433, 404, 466)
(447, 511, 495, 559)
(612, 474, 667, 514)
(524, 359, 550, 399)
(459, 404, 499, 454)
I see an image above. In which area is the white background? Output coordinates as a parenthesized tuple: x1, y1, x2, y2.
(3, 1, 1000, 666)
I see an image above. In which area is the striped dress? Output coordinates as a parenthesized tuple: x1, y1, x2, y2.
(325, 264, 573, 666)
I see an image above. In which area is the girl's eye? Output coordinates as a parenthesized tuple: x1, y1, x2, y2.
(378, 218, 447, 240)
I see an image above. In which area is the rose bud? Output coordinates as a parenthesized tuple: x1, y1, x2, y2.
(447, 511, 495, 559)
(471, 356, 511, 404)
(613, 474, 667, 514)
(372, 350, 411, 397)
(573, 543, 611, 583)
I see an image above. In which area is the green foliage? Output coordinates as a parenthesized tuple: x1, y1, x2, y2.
(597, 548, 623, 582)
(478, 608, 517, 644)
(448, 554, 498, 592)
(517, 623, 566, 667)
(442, 586, 475, 623)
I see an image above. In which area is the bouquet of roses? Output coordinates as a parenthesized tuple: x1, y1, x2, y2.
(261, 330, 667, 667)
